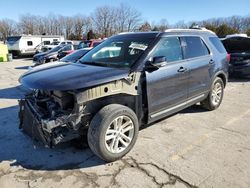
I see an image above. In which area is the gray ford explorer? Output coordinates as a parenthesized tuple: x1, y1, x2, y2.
(19, 28, 229, 162)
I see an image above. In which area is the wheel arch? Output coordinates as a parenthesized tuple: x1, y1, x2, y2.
(213, 71, 228, 88)
(84, 93, 144, 126)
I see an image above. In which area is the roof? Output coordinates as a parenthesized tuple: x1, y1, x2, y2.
(112, 32, 160, 39)
(114, 29, 216, 39)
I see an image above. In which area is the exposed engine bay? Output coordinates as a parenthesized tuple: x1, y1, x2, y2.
(19, 90, 89, 146)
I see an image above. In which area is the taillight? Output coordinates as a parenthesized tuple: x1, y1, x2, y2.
(226, 53, 231, 62)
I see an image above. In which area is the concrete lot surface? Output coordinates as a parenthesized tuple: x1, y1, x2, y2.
(0, 59, 250, 188)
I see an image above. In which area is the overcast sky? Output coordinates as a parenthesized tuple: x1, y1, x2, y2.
(1, 0, 249, 24)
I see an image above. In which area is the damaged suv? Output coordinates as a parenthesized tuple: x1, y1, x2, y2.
(19, 29, 229, 162)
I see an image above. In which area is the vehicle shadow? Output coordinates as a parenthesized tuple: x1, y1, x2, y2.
(0, 85, 30, 99)
(142, 105, 207, 130)
(0, 105, 105, 171)
(15, 66, 31, 70)
(228, 77, 250, 83)
(13, 56, 33, 60)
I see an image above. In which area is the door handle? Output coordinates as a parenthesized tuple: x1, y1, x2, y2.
(209, 59, 215, 65)
(177, 66, 187, 73)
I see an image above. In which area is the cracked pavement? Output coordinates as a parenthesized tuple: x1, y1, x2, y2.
(1, 59, 250, 188)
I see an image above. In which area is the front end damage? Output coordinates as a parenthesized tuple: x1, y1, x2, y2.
(19, 90, 89, 146)
(18, 72, 141, 147)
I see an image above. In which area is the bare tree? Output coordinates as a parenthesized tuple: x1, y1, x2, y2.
(0, 19, 17, 40)
(19, 14, 38, 34)
(92, 6, 116, 37)
(116, 4, 141, 32)
(139, 22, 151, 31)
(173, 20, 189, 29)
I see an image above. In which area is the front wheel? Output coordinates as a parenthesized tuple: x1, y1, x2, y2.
(87, 104, 139, 162)
(201, 77, 224, 110)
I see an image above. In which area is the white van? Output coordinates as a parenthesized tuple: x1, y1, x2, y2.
(6, 35, 64, 56)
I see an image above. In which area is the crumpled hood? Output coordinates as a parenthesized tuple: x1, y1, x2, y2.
(19, 62, 129, 91)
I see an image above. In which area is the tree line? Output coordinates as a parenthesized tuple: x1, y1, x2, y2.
(0, 4, 249, 41)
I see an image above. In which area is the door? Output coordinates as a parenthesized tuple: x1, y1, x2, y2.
(181, 36, 212, 98)
(145, 37, 189, 122)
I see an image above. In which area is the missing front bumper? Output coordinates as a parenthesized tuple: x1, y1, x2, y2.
(19, 99, 50, 146)
(19, 99, 82, 146)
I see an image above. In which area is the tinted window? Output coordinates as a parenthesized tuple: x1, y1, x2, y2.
(48, 45, 63, 53)
(151, 37, 183, 63)
(93, 42, 102, 47)
(209, 37, 227, 53)
(183, 37, 209, 59)
(7, 36, 21, 43)
(62, 45, 72, 51)
(27, 41, 33, 46)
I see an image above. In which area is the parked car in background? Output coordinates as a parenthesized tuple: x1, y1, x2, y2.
(35, 46, 52, 54)
(6, 35, 64, 56)
(59, 48, 91, 63)
(77, 39, 103, 49)
(221, 36, 250, 78)
(19, 29, 229, 162)
(33, 44, 73, 66)
(57, 44, 76, 59)
(44, 40, 73, 49)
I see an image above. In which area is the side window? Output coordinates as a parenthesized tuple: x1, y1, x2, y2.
(209, 37, 227, 53)
(151, 37, 183, 63)
(27, 41, 33, 46)
(183, 36, 209, 59)
(43, 41, 50, 45)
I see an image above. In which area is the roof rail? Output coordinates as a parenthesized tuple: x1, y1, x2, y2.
(118, 32, 135, 35)
(165, 28, 215, 34)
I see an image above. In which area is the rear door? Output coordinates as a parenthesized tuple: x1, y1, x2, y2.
(145, 36, 189, 122)
(181, 36, 212, 98)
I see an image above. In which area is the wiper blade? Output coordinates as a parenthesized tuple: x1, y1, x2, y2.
(81, 61, 110, 67)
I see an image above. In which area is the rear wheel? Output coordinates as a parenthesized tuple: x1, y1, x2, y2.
(201, 77, 224, 110)
(87, 104, 139, 162)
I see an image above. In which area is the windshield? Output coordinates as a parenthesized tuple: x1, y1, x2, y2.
(61, 49, 90, 63)
(7, 36, 21, 43)
(78, 41, 90, 49)
(51, 41, 60, 45)
(222, 37, 250, 53)
(48, 45, 64, 53)
(79, 37, 154, 68)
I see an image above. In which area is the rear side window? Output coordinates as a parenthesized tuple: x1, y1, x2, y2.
(183, 36, 209, 59)
(209, 37, 227, 53)
(152, 37, 183, 63)
(27, 41, 33, 46)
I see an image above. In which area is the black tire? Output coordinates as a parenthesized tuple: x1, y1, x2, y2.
(87, 104, 139, 162)
(201, 77, 224, 111)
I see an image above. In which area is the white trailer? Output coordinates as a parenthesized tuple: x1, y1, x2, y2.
(6, 35, 64, 56)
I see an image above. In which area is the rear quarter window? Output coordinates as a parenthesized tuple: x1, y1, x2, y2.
(183, 36, 209, 59)
(209, 37, 227, 53)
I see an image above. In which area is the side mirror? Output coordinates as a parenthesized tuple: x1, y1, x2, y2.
(145, 56, 167, 70)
